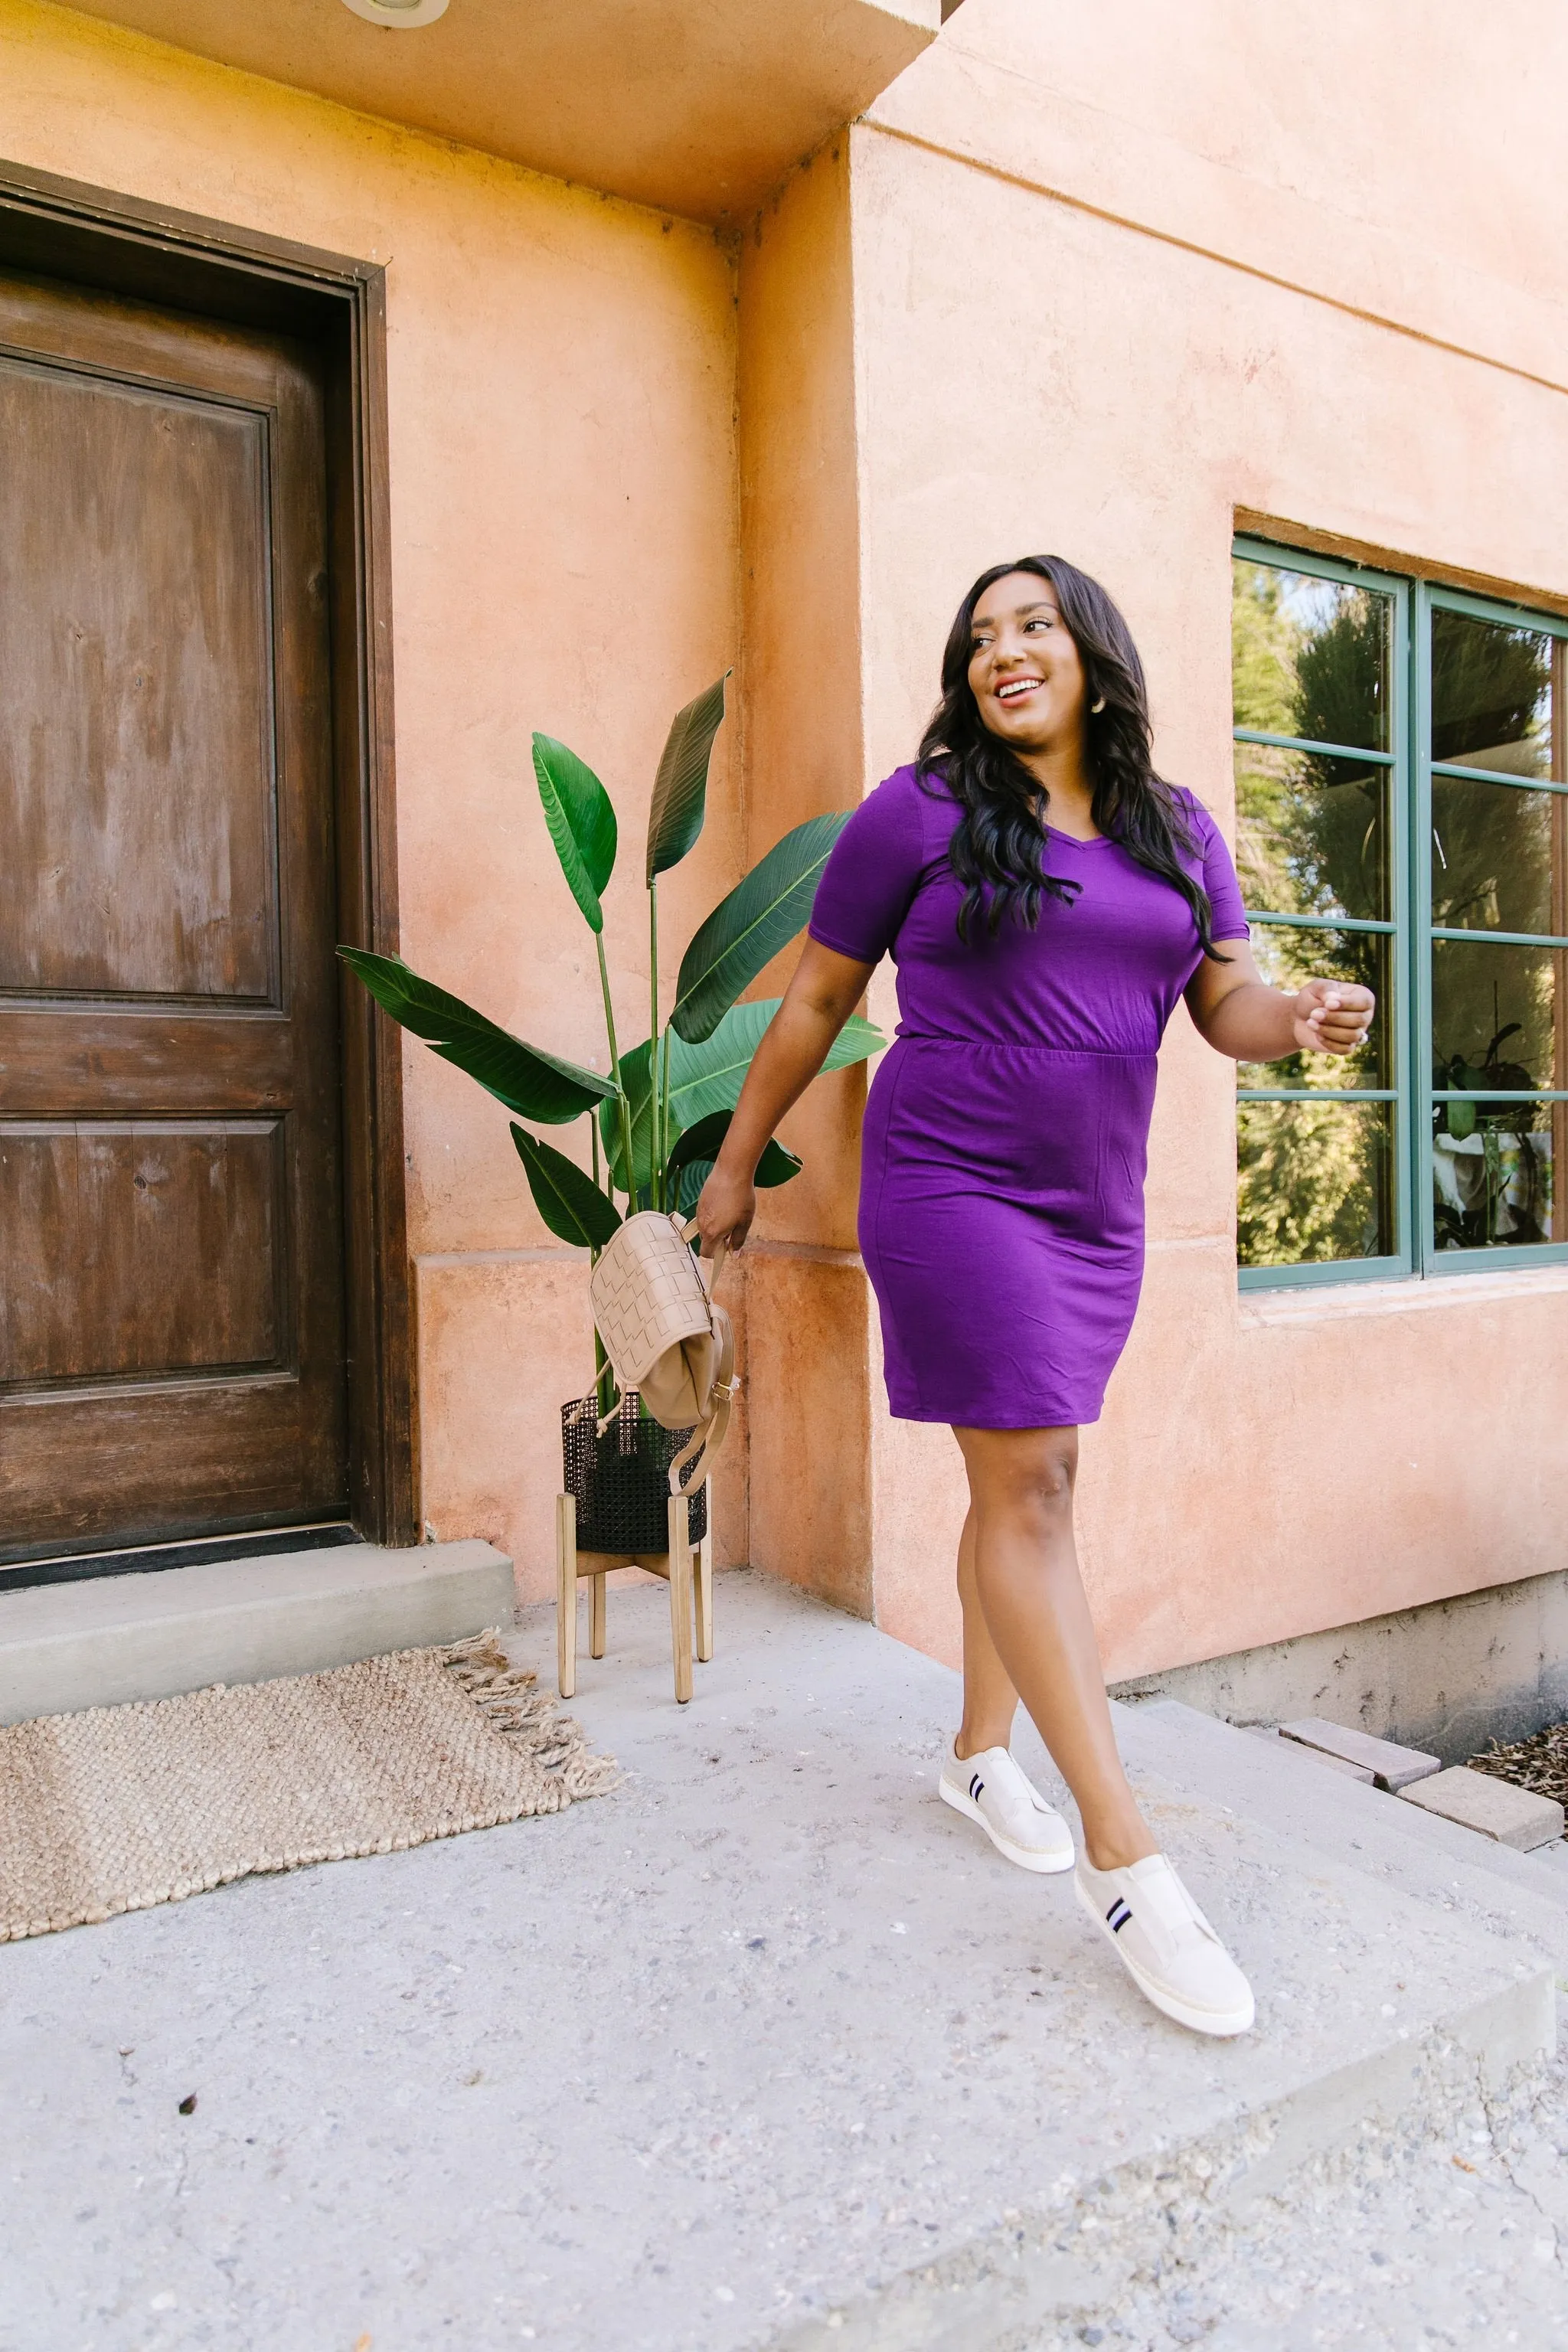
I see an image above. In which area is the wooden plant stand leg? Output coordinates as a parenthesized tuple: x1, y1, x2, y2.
(693, 1480, 714, 1665)
(590, 1571, 607, 1660)
(556, 1491, 578, 1700)
(667, 1491, 694, 1705)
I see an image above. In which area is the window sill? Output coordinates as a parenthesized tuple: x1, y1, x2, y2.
(1238, 1262, 1568, 1326)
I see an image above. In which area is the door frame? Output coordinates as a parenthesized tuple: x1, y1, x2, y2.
(0, 158, 416, 1547)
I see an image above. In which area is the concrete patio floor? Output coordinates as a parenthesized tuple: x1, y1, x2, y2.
(3, 1566, 1566, 2351)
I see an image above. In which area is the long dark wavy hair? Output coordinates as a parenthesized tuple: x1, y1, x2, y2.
(918, 554, 1225, 956)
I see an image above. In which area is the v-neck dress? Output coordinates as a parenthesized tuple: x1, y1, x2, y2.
(807, 763, 1250, 1429)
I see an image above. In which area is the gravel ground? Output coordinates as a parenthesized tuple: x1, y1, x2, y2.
(1022, 2043, 1568, 2352)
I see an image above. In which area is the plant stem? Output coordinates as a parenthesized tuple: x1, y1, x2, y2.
(586, 1112, 612, 1412)
(660, 1024, 674, 1215)
(648, 878, 662, 1208)
(596, 933, 637, 1199)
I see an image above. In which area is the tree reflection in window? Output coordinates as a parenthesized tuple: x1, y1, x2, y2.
(1232, 560, 1395, 1269)
(1233, 549, 1568, 1273)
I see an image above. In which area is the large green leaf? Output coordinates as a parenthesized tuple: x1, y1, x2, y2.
(665, 1109, 802, 1188)
(511, 1125, 622, 1249)
(675, 1161, 709, 1220)
(665, 998, 883, 1129)
(599, 1004, 880, 1191)
(645, 673, 729, 884)
(671, 812, 849, 1042)
(598, 1037, 657, 1191)
(532, 733, 618, 933)
(339, 949, 616, 1124)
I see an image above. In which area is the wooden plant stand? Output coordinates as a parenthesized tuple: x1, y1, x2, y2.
(555, 1482, 713, 1705)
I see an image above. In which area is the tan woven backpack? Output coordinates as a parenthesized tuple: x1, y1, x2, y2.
(589, 1213, 737, 1492)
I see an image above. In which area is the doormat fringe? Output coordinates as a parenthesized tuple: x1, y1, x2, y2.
(0, 1631, 617, 1942)
(439, 1629, 618, 1796)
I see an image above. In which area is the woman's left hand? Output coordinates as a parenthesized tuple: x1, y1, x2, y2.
(1292, 978, 1375, 1057)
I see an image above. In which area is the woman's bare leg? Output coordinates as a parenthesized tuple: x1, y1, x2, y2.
(955, 1507, 1021, 1759)
(954, 1423, 1156, 1871)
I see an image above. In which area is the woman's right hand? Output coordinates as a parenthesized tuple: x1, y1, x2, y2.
(694, 1160, 756, 1259)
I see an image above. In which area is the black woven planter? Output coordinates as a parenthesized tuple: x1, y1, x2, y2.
(562, 1393, 709, 1556)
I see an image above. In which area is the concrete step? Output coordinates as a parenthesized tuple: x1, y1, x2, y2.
(1120, 1696, 1568, 1975)
(493, 1576, 1552, 2349)
(2, 1568, 1555, 2351)
(0, 1538, 515, 1724)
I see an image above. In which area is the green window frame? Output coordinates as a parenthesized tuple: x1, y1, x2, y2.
(1233, 534, 1568, 1289)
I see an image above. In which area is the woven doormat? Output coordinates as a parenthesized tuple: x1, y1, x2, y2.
(0, 1632, 616, 1942)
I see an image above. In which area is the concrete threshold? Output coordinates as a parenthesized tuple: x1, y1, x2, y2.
(0, 1569, 1559, 2350)
(0, 1537, 515, 1724)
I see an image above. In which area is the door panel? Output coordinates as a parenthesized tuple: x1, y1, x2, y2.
(0, 1119, 285, 1382)
(0, 358, 278, 1001)
(0, 270, 348, 1560)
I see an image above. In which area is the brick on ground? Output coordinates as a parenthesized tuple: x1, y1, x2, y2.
(1247, 1726, 1374, 1782)
(1398, 1765, 1566, 1851)
(1279, 1717, 1440, 1791)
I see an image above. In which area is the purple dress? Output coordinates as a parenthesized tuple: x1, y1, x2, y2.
(808, 765, 1250, 1429)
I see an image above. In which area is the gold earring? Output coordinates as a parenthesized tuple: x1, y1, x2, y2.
(1090, 695, 1106, 714)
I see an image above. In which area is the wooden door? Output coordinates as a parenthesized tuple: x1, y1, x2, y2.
(0, 271, 348, 1562)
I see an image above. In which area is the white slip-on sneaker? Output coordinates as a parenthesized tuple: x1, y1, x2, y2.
(1075, 1851, 1254, 2037)
(938, 1737, 1075, 1873)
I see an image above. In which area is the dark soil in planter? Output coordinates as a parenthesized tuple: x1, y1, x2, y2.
(562, 1393, 709, 1557)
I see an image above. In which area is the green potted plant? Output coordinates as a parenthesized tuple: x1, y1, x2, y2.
(341, 676, 881, 1551)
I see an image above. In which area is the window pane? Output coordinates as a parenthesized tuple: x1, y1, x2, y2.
(1430, 775, 1566, 936)
(1430, 606, 1554, 779)
(1239, 924, 1391, 1089)
(1237, 1099, 1394, 1266)
(1233, 558, 1391, 750)
(1433, 1106, 1560, 1250)
(1234, 743, 1391, 921)
(1432, 936, 1563, 1096)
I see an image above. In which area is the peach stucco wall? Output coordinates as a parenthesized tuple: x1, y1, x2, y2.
(736, 140, 880, 1619)
(7, 0, 1564, 1676)
(841, 0, 1568, 1678)
(0, 0, 746, 1592)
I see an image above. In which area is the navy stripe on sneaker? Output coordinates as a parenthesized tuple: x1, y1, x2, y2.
(1106, 1899, 1133, 1934)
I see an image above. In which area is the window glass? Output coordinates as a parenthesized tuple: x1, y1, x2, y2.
(1432, 1112, 1556, 1250)
(1237, 1099, 1394, 1267)
(1234, 547, 1568, 1279)
(1430, 608, 1553, 778)
(1233, 744, 1390, 922)
(1432, 936, 1560, 1100)
(1233, 559, 1390, 750)
(1239, 925, 1391, 1091)
(1430, 777, 1564, 936)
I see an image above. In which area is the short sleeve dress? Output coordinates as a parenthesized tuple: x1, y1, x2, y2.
(808, 765, 1250, 1429)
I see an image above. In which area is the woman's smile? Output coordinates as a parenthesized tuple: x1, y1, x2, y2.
(967, 575, 1091, 754)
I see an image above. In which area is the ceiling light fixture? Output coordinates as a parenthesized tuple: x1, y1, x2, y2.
(341, 0, 450, 26)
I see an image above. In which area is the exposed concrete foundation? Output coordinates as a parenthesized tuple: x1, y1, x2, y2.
(1112, 1566, 1568, 1765)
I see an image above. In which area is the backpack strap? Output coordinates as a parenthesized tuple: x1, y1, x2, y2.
(665, 1302, 737, 1496)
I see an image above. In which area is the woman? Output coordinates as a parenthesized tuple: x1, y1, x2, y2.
(695, 557, 1374, 2038)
